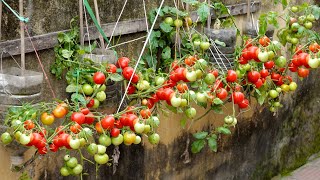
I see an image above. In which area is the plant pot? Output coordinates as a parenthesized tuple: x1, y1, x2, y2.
(0, 93, 42, 105)
(82, 48, 117, 64)
(0, 67, 43, 95)
(204, 28, 237, 48)
(242, 21, 275, 39)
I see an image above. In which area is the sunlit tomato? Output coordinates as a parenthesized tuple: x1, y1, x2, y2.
(49, 143, 59, 152)
(117, 57, 130, 69)
(71, 112, 85, 125)
(24, 120, 35, 130)
(53, 105, 68, 118)
(101, 116, 115, 130)
(28, 133, 41, 147)
(107, 64, 117, 73)
(264, 61, 274, 69)
(93, 72, 106, 85)
(119, 114, 129, 126)
(111, 128, 120, 137)
(55, 126, 65, 135)
(259, 36, 271, 47)
(114, 120, 123, 129)
(175, 67, 187, 82)
(226, 70, 237, 82)
(156, 88, 165, 100)
(232, 92, 245, 104)
(147, 99, 155, 109)
(295, 45, 304, 54)
(276, 76, 284, 86)
(58, 133, 70, 147)
(177, 83, 188, 93)
(260, 69, 269, 78)
(122, 67, 134, 80)
(298, 53, 310, 68)
(70, 123, 82, 134)
(242, 48, 250, 60)
(38, 127, 47, 137)
(216, 88, 228, 100)
(127, 84, 136, 94)
(150, 94, 159, 103)
(80, 107, 90, 115)
(140, 109, 151, 119)
(38, 146, 47, 155)
(169, 71, 180, 82)
(95, 122, 103, 134)
(126, 114, 139, 128)
(248, 71, 260, 83)
(40, 112, 55, 126)
(254, 79, 263, 89)
(185, 56, 196, 66)
(298, 68, 309, 78)
(238, 99, 249, 109)
(163, 88, 175, 102)
(132, 74, 139, 83)
(213, 79, 223, 90)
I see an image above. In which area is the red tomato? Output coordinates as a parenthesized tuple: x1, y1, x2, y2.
(156, 88, 165, 100)
(114, 120, 123, 129)
(58, 133, 70, 147)
(271, 72, 281, 82)
(101, 116, 115, 130)
(122, 67, 134, 80)
(93, 72, 106, 85)
(107, 64, 117, 73)
(260, 69, 269, 78)
(171, 60, 179, 70)
(165, 79, 177, 88)
(71, 112, 85, 125)
(147, 99, 155, 109)
(126, 114, 138, 128)
(248, 46, 259, 62)
(28, 133, 41, 147)
(53, 104, 68, 118)
(254, 79, 263, 89)
(163, 88, 175, 102)
(291, 54, 301, 67)
(177, 83, 188, 93)
(242, 48, 250, 60)
(276, 76, 284, 86)
(49, 143, 59, 152)
(185, 56, 196, 66)
(126, 106, 136, 114)
(216, 88, 228, 100)
(80, 108, 90, 115)
(117, 57, 130, 69)
(264, 61, 275, 69)
(169, 71, 180, 82)
(55, 126, 65, 135)
(244, 39, 253, 48)
(140, 109, 151, 119)
(111, 128, 120, 137)
(70, 123, 82, 134)
(298, 53, 309, 68)
(24, 120, 35, 130)
(132, 74, 139, 83)
(38, 146, 48, 155)
(309, 43, 320, 53)
(238, 99, 249, 109)
(95, 122, 103, 134)
(213, 79, 223, 90)
(127, 84, 136, 94)
(259, 36, 271, 47)
(86, 98, 95, 108)
(238, 56, 248, 64)
(298, 68, 309, 78)
(85, 112, 95, 124)
(247, 71, 260, 83)
(226, 70, 237, 82)
(209, 69, 219, 78)
(232, 92, 245, 104)
(175, 67, 187, 82)
(295, 45, 303, 54)
(119, 114, 129, 126)
(150, 94, 159, 103)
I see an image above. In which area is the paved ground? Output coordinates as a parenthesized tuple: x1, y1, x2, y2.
(272, 155, 320, 180)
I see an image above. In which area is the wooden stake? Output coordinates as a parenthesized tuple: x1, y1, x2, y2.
(93, 0, 105, 48)
(207, 0, 211, 29)
(19, 0, 25, 73)
(0, 1, 2, 40)
(247, 0, 251, 22)
(79, 0, 84, 46)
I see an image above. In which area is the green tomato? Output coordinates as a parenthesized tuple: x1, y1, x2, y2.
(99, 134, 111, 146)
(143, 124, 151, 134)
(66, 157, 78, 168)
(134, 136, 142, 145)
(307, 14, 315, 22)
(193, 39, 201, 47)
(304, 21, 313, 29)
(200, 41, 210, 51)
(87, 143, 98, 155)
(96, 91, 107, 102)
(185, 107, 196, 118)
(72, 164, 83, 175)
(134, 122, 145, 134)
(69, 138, 81, 150)
(289, 82, 298, 91)
(94, 153, 109, 165)
(276, 87, 282, 93)
(273, 102, 281, 107)
(269, 90, 279, 98)
(170, 96, 182, 107)
(224, 116, 234, 124)
(148, 133, 160, 145)
(60, 167, 70, 176)
(180, 98, 188, 107)
(64, 155, 71, 161)
(204, 73, 215, 85)
(174, 19, 183, 28)
(267, 51, 275, 60)
(1, 132, 13, 145)
(19, 133, 31, 145)
(82, 84, 94, 95)
(194, 59, 208, 70)
(275, 56, 287, 68)
(155, 76, 165, 86)
(94, 84, 106, 92)
(97, 144, 107, 154)
(196, 92, 207, 103)
(298, 16, 306, 24)
(291, 6, 298, 13)
(290, 37, 299, 45)
(14, 131, 22, 141)
(195, 69, 203, 79)
(111, 134, 124, 146)
(164, 17, 174, 26)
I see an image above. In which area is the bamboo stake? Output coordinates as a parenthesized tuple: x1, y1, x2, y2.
(79, 0, 84, 46)
(207, 0, 211, 29)
(19, 0, 25, 73)
(93, 0, 105, 48)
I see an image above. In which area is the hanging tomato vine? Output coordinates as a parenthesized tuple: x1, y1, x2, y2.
(0, 0, 320, 178)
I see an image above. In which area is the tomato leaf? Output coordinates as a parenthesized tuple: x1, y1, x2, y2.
(211, 105, 223, 114)
(191, 139, 206, 153)
(217, 126, 231, 135)
(71, 93, 87, 106)
(311, 5, 320, 20)
(198, 102, 207, 108)
(150, 31, 161, 49)
(193, 131, 208, 139)
(66, 84, 78, 93)
(57, 33, 64, 43)
(162, 46, 171, 60)
(160, 22, 173, 33)
(214, 39, 226, 47)
(197, 3, 210, 23)
(108, 73, 124, 82)
(208, 136, 218, 152)
(165, 104, 177, 113)
(61, 49, 74, 59)
(213, 98, 223, 105)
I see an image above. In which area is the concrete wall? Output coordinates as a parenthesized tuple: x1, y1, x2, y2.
(0, 0, 319, 179)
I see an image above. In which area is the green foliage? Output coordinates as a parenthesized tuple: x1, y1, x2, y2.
(197, 3, 210, 23)
(259, 12, 279, 35)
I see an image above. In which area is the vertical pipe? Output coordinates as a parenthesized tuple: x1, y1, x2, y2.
(19, 0, 25, 73)
(93, 0, 105, 48)
(79, 0, 84, 46)
(247, 0, 251, 22)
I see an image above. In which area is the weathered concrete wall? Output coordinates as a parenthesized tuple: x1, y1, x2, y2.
(0, 0, 319, 180)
